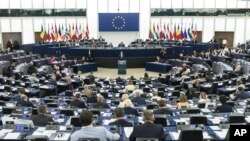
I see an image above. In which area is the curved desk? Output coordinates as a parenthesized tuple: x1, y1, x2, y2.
(31, 43, 218, 68)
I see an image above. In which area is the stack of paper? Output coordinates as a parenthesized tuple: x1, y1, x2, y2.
(53, 133, 71, 140)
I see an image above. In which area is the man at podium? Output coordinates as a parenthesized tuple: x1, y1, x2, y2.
(118, 51, 126, 74)
(118, 51, 125, 60)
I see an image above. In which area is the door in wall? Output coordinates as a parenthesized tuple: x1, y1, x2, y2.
(34, 32, 41, 44)
(215, 32, 234, 48)
(2, 32, 22, 49)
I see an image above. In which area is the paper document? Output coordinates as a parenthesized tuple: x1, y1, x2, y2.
(169, 132, 179, 140)
(4, 133, 20, 139)
(214, 129, 228, 139)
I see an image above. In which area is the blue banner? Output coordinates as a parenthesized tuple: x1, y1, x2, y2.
(99, 13, 139, 31)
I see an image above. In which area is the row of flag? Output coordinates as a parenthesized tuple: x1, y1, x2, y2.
(40, 23, 89, 42)
(148, 23, 198, 41)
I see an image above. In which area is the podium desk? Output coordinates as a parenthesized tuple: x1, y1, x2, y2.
(118, 60, 126, 74)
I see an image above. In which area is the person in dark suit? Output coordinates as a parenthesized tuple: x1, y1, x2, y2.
(16, 95, 35, 107)
(86, 91, 98, 104)
(31, 105, 55, 126)
(118, 51, 125, 60)
(27, 62, 36, 75)
(209, 36, 217, 43)
(234, 87, 250, 100)
(15, 88, 25, 101)
(215, 95, 233, 113)
(132, 91, 146, 106)
(93, 95, 110, 109)
(129, 110, 165, 141)
(109, 108, 133, 127)
(70, 93, 88, 108)
(6, 39, 14, 52)
(87, 72, 95, 84)
(118, 41, 125, 47)
(154, 99, 173, 115)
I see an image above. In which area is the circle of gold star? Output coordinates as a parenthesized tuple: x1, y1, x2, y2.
(112, 16, 126, 30)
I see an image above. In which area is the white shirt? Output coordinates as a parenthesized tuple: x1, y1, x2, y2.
(70, 125, 120, 141)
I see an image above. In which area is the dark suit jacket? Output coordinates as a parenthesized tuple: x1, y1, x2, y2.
(234, 92, 250, 100)
(16, 100, 35, 107)
(70, 99, 88, 108)
(93, 102, 110, 109)
(129, 122, 165, 141)
(86, 96, 98, 103)
(109, 119, 133, 127)
(31, 114, 54, 126)
(215, 104, 233, 113)
(132, 97, 146, 105)
(154, 108, 173, 115)
(124, 107, 139, 116)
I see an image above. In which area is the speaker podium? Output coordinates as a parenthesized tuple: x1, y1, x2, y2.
(118, 60, 126, 74)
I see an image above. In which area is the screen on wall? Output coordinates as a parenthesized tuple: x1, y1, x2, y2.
(99, 13, 139, 32)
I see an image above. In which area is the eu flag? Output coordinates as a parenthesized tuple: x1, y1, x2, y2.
(99, 13, 139, 32)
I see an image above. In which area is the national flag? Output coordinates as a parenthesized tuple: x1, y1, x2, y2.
(85, 24, 89, 39)
(69, 24, 73, 39)
(176, 24, 181, 40)
(65, 24, 70, 40)
(173, 24, 176, 40)
(51, 24, 55, 41)
(181, 27, 184, 40)
(184, 27, 187, 40)
(193, 23, 198, 38)
(47, 24, 51, 42)
(61, 24, 66, 41)
(58, 24, 61, 37)
(156, 23, 160, 39)
(152, 23, 156, 39)
(79, 24, 83, 40)
(72, 24, 76, 41)
(187, 27, 192, 41)
(54, 24, 58, 41)
(148, 23, 153, 39)
(75, 23, 79, 40)
(190, 23, 195, 39)
(43, 25, 47, 41)
(166, 24, 170, 40)
(159, 24, 164, 39)
(163, 23, 167, 39)
(40, 25, 45, 41)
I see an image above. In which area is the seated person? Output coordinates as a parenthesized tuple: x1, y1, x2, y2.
(60, 54, 67, 61)
(109, 108, 133, 127)
(81, 56, 87, 64)
(82, 85, 92, 97)
(154, 99, 173, 115)
(70, 93, 88, 108)
(151, 91, 161, 102)
(129, 110, 165, 141)
(186, 84, 199, 100)
(118, 41, 125, 47)
(48, 56, 57, 64)
(31, 105, 55, 126)
(118, 94, 134, 108)
(86, 91, 98, 103)
(233, 87, 250, 100)
(132, 91, 146, 105)
(215, 95, 233, 113)
(15, 88, 26, 101)
(93, 95, 110, 109)
(198, 92, 211, 109)
(72, 58, 78, 65)
(70, 110, 120, 141)
(16, 95, 35, 108)
(234, 62, 243, 75)
(86, 54, 93, 62)
(176, 95, 191, 109)
(109, 84, 119, 93)
(155, 56, 161, 63)
(125, 80, 135, 92)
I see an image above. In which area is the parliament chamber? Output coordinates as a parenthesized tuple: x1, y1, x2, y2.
(1, 0, 250, 141)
